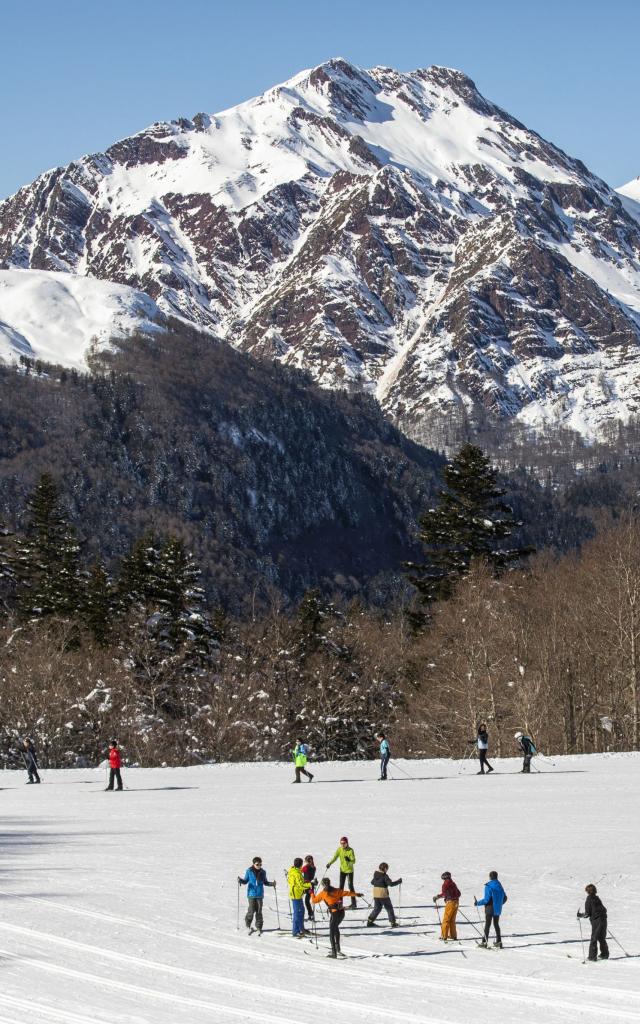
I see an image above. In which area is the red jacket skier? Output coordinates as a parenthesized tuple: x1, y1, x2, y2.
(106, 741, 123, 791)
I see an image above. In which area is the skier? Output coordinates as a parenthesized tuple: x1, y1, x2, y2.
(301, 854, 317, 921)
(367, 862, 401, 927)
(577, 883, 609, 961)
(292, 739, 314, 783)
(105, 740, 123, 791)
(514, 731, 536, 773)
(376, 732, 390, 780)
(287, 857, 312, 937)
(433, 871, 461, 940)
(312, 877, 363, 958)
(238, 857, 276, 934)
(475, 870, 507, 948)
(22, 738, 41, 784)
(326, 837, 357, 908)
(473, 723, 494, 774)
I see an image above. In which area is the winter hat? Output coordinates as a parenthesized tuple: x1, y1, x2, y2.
(441, 871, 451, 880)
(340, 836, 349, 844)
(514, 731, 523, 739)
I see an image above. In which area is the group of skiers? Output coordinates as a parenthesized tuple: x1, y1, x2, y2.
(468, 725, 537, 774)
(238, 847, 612, 962)
(15, 739, 124, 790)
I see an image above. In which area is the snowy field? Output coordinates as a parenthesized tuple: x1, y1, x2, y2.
(0, 753, 638, 1023)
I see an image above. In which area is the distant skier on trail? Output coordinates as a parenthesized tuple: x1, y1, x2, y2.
(376, 732, 390, 780)
(475, 870, 507, 948)
(301, 854, 317, 922)
(433, 871, 461, 940)
(238, 856, 276, 934)
(367, 862, 401, 927)
(105, 740, 123, 791)
(326, 837, 357, 908)
(287, 857, 312, 937)
(470, 723, 494, 774)
(514, 731, 536, 773)
(292, 739, 314, 783)
(312, 878, 363, 958)
(578, 883, 609, 961)
(22, 738, 41, 784)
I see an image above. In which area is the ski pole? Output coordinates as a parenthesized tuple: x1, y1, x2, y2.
(434, 898, 442, 935)
(389, 759, 413, 779)
(578, 914, 586, 962)
(312, 907, 318, 949)
(607, 929, 631, 957)
(457, 907, 483, 938)
(236, 881, 240, 931)
(272, 884, 280, 925)
(398, 882, 402, 925)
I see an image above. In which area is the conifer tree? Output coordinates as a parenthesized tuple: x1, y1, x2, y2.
(82, 562, 116, 646)
(150, 537, 212, 660)
(117, 531, 163, 612)
(405, 443, 532, 606)
(0, 527, 16, 615)
(14, 475, 82, 617)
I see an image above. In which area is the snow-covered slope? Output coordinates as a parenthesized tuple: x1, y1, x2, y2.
(3, 59, 640, 438)
(0, 754, 637, 1023)
(0, 268, 166, 367)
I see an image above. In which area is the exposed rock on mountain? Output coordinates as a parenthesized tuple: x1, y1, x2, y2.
(2, 59, 640, 438)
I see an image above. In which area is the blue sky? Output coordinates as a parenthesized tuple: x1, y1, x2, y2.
(1, 0, 638, 199)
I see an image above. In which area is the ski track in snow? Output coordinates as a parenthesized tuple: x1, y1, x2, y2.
(0, 754, 638, 1023)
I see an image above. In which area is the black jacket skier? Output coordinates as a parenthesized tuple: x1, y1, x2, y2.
(514, 731, 535, 772)
(22, 739, 40, 784)
(367, 864, 401, 927)
(578, 884, 609, 961)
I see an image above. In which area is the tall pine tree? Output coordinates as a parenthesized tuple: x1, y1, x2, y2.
(149, 537, 213, 661)
(406, 443, 532, 605)
(14, 475, 82, 617)
(82, 562, 116, 646)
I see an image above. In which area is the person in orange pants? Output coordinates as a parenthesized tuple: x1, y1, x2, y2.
(433, 871, 461, 941)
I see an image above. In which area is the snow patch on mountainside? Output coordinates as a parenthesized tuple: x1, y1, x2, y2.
(0, 269, 165, 367)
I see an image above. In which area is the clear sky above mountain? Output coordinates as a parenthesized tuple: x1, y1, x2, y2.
(1, 0, 638, 200)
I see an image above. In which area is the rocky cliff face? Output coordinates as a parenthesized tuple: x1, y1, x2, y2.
(2, 58, 640, 438)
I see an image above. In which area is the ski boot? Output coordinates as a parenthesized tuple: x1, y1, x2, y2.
(477, 938, 488, 947)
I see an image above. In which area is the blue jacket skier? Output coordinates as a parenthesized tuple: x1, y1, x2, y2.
(376, 732, 390, 780)
(238, 857, 276, 933)
(475, 871, 507, 948)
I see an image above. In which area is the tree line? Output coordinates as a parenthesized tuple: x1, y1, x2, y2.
(1, 445, 639, 767)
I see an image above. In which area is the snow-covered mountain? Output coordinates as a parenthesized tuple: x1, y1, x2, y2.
(2, 58, 640, 438)
(0, 269, 165, 367)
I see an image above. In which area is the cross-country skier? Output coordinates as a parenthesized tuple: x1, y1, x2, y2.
(312, 878, 363, 958)
(287, 857, 312, 937)
(473, 723, 494, 774)
(326, 837, 357, 908)
(514, 731, 536, 773)
(367, 862, 401, 927)
(376, 732, 390, 780)
(433, 871, 461, 940)
(238, 856, 276, 934)
(292, 739, 314, 783)
(475, 870, 507, 948)
(22, 738, 41, 784)
(105, 740, 123, 791)
(301, 854, 317, 921)
(578, 883, 609, 961)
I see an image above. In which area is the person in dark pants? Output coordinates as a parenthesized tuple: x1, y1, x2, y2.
(22, 738, 41, 784)
(475, 723, 494, 774)
(376, 733, 390, 780)
(292, 740, 314, 783)
(475, 870, 507, 948)
(301, 855, 317, 921)
(312, 878, 362, 958)
(238, 856, 276, 934)
(327, 837, 357, 908)
(367, 862, 401, 927)
(578, 883, 609, 961)
(106, 740, 123, 791)
(514, 731, 535, 772)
